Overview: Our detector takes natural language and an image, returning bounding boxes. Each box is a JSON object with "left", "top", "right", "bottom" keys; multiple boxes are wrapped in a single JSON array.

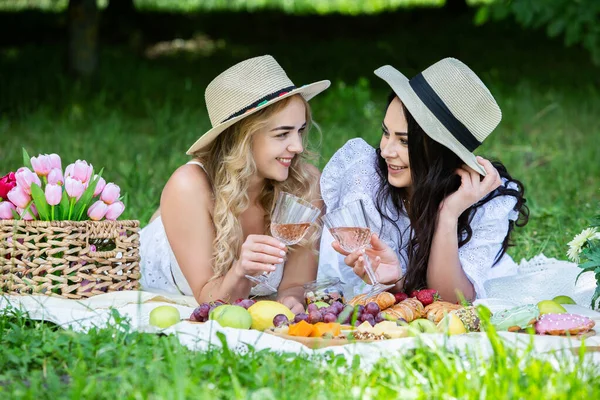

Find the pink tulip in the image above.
[
  {"left": 64, "top": 177, "right": 85, "bottom": 200},
  {"left": 48, "top": 154, "right": 61, "bottom": 170},
  {"left": 100, "top": 183, "right": 120, "bottom": 205},
  {"left": 45, "top": 184, "right": 62, "bottom": 206},
  {"left": 87, "top": 200, "right": 108, "bottom": 221},
  {"left": 65, "top": 160, "right": 93, "bottom": 184},
  {"left": 0, "top": 201, "right": 16, "bottom": 219},
  {"left": 30, "top": 154, "right": 53, "bottom": 177},
  {"left": 105, "top": 201, "right": 125, "bottom": 220},
  {"left": 47, "top": 168, "right": 64, "bottom": 185},
  {"left": 18, "top": 204, "right": 38, "bottom": 220},
  {"left": 15, "top": 167, "right": 41, "bottom": 195},
  {"left": 92, "top": 175, "right": 106, "bottom": 197},
  {"left": 7, "top": 186, "right": 31, "bottom": 209}
]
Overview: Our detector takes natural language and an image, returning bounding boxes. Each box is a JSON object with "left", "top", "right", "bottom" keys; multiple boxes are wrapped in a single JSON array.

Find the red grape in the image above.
[
  {"left": 294, "top": 313, "right": 309, "bottom": 323},
  {"left": 323, "top": 312, "right": 337, "bottom": 323},
  {"left": 365, "top": 302, "right": 380, "bottom": 316},
  {"left": 239, "top": 299, "right": 256, "bottom": 309},
  {"left": 375, "top": 312, "right": 384, "bottom": 323},
  {"left": 273, "top": 314, "right": 290, "bottom": 327},
  {"left": 363, "top": 314, "right": 375, "bottom": 326},
  {"left": 332, "top": 301, "right": 344, "bottom": 314},
  {"left": 193, "top": 303, "right": 210, "bottom": 320},
  {"left": 308, "top": 310, "right": 323, "bottom": 324},
  {"left": 307, "top": 303, "right": 319, "bottom": 313}
]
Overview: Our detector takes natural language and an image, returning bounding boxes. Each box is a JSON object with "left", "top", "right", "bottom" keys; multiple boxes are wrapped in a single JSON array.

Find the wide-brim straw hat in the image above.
[
  {"left": 374, "top": 58, "right": 501, "bottom": 176},
  {"left": 186, "top": 55, "right": 331, "bottom": 155}
]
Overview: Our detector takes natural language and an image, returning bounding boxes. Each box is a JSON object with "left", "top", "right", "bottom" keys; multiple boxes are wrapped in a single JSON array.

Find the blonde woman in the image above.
[{"left": 140, "top": 56, "right": 329, "bottom": 313}]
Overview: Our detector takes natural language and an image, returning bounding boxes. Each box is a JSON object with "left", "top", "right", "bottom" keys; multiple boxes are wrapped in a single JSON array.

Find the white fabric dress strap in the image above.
[{"left": 186, "top": 160, "right": 207, "bottom": 172}]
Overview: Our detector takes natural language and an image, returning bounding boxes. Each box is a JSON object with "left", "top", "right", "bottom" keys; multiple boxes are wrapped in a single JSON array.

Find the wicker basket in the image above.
[{"left": 0, "top": 220, "right": 140, "bottom": 299}]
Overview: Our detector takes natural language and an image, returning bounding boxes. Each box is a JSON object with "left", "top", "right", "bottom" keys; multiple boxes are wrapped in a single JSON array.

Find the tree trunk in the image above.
[{"left": 68, "top": 0, "right": 99, "bottom": 77}]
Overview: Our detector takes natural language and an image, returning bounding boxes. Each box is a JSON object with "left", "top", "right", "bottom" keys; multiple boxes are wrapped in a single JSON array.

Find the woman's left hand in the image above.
[
  {"left": 440, "top": 156, "right": 502, "bottom": 219},
  {"left": 279, "top": 295, "right": 305, "bottom": 314}
]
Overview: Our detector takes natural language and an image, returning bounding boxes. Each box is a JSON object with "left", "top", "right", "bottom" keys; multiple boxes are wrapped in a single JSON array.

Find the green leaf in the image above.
[
  {"left": 474, "top": 6, "right": 490, "bottom": 26},
  {"left": 22, "top": 148, "right": 33, "bottom": 170},
  {"left": 30, "top": 183, "right": 50, "bottom": 221},
  {"left": 72, "top": 168, "right": 104, "bottom": 221},
  {"left": 58, "top": 189, "right": 70, "bottom": 220}
]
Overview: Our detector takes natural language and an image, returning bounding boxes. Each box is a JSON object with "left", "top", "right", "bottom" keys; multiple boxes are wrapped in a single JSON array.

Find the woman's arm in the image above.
[
  {"left": 161, "top": 164, "right": 285, "bottom": 303},
  {"left": 277, "top": 165, "right": 323, "bottom": 313},
  {"left": 426, "top": 210, "right": 475, "bottom": 302},
  {"left": 427, "top": 157, "right": 502, "bottom": 302}
]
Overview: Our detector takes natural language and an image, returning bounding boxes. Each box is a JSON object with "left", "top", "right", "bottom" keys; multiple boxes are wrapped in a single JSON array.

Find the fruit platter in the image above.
[{"left": 150, "top": 286, "right": 598, "bottom": 350}]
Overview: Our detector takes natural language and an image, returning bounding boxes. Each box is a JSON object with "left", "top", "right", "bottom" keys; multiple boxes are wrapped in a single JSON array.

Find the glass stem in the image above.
[{"left": 361, "top": 249, "right": 379, "bottom": 285}]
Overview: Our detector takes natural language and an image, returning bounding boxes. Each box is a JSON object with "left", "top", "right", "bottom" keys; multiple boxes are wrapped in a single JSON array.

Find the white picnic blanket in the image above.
[{"left": 2, "top": 291, "right": 600, "bottom": 368}]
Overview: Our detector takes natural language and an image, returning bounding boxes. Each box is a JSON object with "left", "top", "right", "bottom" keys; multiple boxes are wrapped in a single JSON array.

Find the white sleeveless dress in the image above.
[
  {"left": 139, "top": 161, "right": 285, "bottom": 297},
  {"left": 318, "top": 139, "right": 596, "bottom": 307}
]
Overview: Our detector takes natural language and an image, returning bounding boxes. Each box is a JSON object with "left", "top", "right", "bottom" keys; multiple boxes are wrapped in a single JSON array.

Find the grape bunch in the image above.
[
  {"left": 189, "top": 298, "right": 256, "bottom": 322},
  {"left": 288, "top": 301, "right": 383, "bottom": 327}
]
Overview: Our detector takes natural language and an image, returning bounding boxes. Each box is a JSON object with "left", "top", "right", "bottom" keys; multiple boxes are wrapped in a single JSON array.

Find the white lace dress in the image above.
[
  {"left": 139, "top": 161, "right": 284, "bottom": 298},
  {"left": 318, "top": 139, "right": 596, "bottom": 306}
]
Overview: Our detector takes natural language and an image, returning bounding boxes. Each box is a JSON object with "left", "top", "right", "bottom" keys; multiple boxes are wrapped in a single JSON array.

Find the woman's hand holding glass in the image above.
[
  {"left": 235, "top": 234, "right": 287, "bottom": 279},
  {"left": 332, "top": 233, "right": 403, "bottom": 285}
]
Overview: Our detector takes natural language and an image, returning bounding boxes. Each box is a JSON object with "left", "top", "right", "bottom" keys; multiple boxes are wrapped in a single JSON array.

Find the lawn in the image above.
[{"left": 1, "top": 2, "right": 600, "bottom": 398}]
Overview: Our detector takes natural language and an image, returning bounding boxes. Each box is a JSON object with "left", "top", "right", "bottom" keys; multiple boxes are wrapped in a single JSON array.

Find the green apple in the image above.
[
  {"left": 552, "top": 295, "right": 576, "bottom": 305},
  {"left": 314, "top": 301, "right": 330, "bottom": 309},
  {"left": 209, "top": 305, "right": 253, "bottom": 329},
  {"left": 408, "top": 318, "right": 439, "bottom": 335},
  {"left": 537, "top": 300, "right": 567, "bottom": 315},
  {"left": 149, "top": 305, "right": 181, "bottom": 329}
]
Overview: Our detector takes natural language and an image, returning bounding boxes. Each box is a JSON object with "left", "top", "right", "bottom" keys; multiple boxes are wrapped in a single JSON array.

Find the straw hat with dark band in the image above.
[
  {"left": 186, "top": 55, "right": 330, "bottom": 155},
  {"left": 374, "top": 58, "right": 501, "bottom": 176}
]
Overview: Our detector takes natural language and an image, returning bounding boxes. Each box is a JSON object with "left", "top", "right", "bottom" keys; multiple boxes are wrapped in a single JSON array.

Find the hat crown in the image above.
[
  {"left": 420, "top": 58, "right": 501, "bottom": 142},
  {"left": 205, "top": 55, "right": 295, "bottom": 127}
]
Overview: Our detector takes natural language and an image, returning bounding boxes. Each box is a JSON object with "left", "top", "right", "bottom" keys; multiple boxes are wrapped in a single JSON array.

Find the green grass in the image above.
[
  {"left": 1, "top": 307, "right": 599, "bottom": 399},
  {"left": 1, "top": 6, "right": 600, "bottom": 398}
]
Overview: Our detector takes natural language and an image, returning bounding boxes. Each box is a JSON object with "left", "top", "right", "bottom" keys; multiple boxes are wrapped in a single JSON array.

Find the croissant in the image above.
[
  {"left": 382, "top": 298, "right": 424, "bottom": 323},
  {"left": 423, "top": 301, "right": 463, "bottom": 324},
  {"left": 347, "top": 291, "right": 396, "bottom": 310}
]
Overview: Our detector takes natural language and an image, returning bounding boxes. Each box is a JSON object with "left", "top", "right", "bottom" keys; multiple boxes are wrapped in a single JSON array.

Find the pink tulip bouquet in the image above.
[{"left": 0, "top": 150, "right": 125, "bottom": 222}]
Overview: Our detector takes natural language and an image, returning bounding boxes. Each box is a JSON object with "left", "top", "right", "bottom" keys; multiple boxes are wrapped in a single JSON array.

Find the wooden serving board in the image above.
[{"left": 264, "top": 330, "right": 375, "bottom": 349}]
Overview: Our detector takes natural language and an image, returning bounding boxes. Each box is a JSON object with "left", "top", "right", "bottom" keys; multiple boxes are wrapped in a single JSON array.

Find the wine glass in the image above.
[
  {"left": 322, "top": 199, "right": 395, "bottom": 297},
  {"left": 245, "top": 192, "right": 321, "bottom": 292}
]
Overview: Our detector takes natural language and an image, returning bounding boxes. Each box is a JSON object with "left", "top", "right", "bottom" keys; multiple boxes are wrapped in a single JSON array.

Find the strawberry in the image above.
[
  {"left": 415, "top": 289, "right": 440, "bottom": 306},
  {"left": 394, "top": 292, "right": 408, "bottom": 304},
  {"left": 409, "top": 290, "right": 420, "bottom": 298}
]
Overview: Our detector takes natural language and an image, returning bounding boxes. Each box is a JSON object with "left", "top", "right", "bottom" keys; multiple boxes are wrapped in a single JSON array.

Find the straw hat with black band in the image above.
[
  {"left": 186, "top": 55, "right": 331, "bottom": 155},
  {"left": 374, "top": 58, "right": 502, "bottom": 176}
]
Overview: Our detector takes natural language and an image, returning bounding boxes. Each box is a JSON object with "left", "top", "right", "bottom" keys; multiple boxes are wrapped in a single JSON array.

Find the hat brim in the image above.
[
  {"left": 186, "top": 80, "right": 331, "bottom": 155},
  {"left": 374, "top": 66, "right": 486, "bottom": 176}
]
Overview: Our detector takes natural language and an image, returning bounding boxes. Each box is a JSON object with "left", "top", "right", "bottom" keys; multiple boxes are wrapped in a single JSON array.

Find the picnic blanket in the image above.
[{"left": 2, "top": 291, "right": 600, "bottom": 368}]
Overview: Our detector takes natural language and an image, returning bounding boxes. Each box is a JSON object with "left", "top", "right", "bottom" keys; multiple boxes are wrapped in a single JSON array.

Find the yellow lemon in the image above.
[
  {"left": 437, "top": 313, "right": 467, "bottom": 335},
  {"left": 247, "top": 301, "right": 294, "bottom": 331}
]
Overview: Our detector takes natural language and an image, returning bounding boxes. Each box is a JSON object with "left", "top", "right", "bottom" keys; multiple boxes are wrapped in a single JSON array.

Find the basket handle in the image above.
[{"left": 86, "top": 227, "right": 125, "bottom": 258}]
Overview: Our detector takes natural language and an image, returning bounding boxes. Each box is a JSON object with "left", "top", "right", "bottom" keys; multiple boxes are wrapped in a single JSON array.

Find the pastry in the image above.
[
  {"left": 490, "top": 304, "right": 540, "bottom": 332},
  {"left": 383, "top": 298, "right": 424, "bottom": 323},
  {"left": 423, "top": 301, "right": 463, "bottom": 324},
  {"left": 451, "top": 306, "right": 481, "bottom": 332},
  {"left": 535, "top": 313, "right": 595, "bottom": 336},
  {"left": 348, "top": 291, "right": 396, "bottom": 310}
]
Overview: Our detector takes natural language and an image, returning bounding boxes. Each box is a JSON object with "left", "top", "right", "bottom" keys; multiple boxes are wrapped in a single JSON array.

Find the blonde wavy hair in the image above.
[{"left": 192, "top": 95, "right": 322, "bottom": 279}]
